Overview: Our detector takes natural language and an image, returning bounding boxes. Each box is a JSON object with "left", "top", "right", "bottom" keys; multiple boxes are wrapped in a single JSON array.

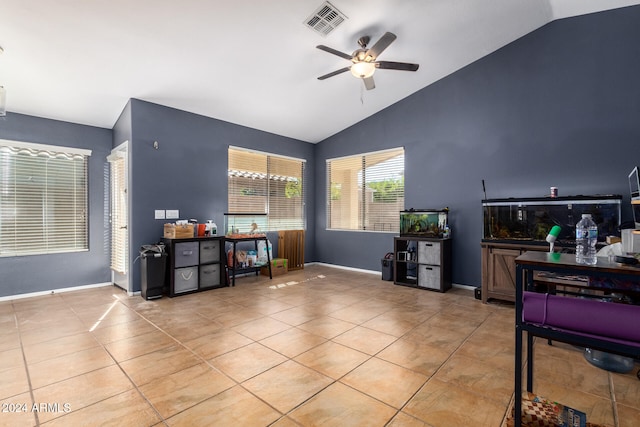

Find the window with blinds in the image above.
[
  {"left": 0, "top": 140, "right": 90, "bottom": 256},
  {"left": 327, "top": 147, "right": 404, "bottom": 232},
  {"left": 228, "top": 147, "right": 305, "bottom": 231}
]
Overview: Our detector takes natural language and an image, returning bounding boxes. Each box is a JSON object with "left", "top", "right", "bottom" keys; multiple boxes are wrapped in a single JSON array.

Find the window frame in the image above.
[
  {"left": 0, "top": 139, "right": 91, "bottom": 257},
  {"left": 227, "top": 146, "right": 306, "bottom": 232},
  {"left": 326, "top": 147, "right": 405, "bottom": 233}
]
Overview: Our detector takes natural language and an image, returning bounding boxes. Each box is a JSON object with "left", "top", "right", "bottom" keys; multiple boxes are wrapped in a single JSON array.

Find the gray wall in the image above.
[
  {"left": 0, "top": 113, "right": 113, "bottom": 297},
  {"left": 126, "top": 99, "right": 315, "bottom": 292},
  {"left": 314, "top": 6, "right": 640, "bottom": 286}
]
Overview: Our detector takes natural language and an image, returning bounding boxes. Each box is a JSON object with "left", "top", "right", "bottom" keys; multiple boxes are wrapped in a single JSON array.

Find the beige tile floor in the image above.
[{"left": 0, "top": 264, "right": 638, "bottom": 426}]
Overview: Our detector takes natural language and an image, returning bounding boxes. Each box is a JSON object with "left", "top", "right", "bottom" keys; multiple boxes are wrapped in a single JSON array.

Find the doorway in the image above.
[{"left": 108, "top": 141, "right": 130, "bottom": 293}]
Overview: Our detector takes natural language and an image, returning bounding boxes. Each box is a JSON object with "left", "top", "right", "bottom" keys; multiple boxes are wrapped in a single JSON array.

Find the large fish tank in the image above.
[
  {"left": 224, "top": 213, "right": 267, "bottom": 238},
  {"left": 482, "top": 195, "right": 621, "bottom": 245},
  {"left": 400, "top": 209, "right": 449, "bottom": 237}
]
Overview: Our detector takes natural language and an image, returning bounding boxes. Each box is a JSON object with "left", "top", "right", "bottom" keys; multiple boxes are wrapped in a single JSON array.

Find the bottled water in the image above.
[{"left": 575, "top": 214, "right": 598, "bottom": 265}]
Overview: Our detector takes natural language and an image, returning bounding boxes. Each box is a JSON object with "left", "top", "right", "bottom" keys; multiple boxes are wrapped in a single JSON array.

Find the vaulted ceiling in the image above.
[{"left": 1, "top": 0, "right": 639, "bottom": 143}]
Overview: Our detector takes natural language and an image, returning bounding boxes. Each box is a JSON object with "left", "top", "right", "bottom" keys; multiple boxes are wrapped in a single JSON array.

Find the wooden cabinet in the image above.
[
  {"left": 394, "top": 237, "right": 452, "bottom": 292},
  {"left": 481, "top": 242, "right": 547, "bottom": 303},
  {"left": 162, "top": 236, "right": 226, "bottom": 297}
]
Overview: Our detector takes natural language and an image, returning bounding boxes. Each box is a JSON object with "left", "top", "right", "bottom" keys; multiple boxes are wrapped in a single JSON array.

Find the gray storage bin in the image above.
[
  {"left": 200, "top": 240, "right": 220, "bottom": 264},
  {"left": 199, "top": 263, "right": 221, "bottom": 288},
  {"left": 174, "top": 266, "right": 198, "bottom": 293},
  {"left": 174, "top": 242, "right": 199, "bottom": 268},
  {"left": 418, "top": 265, "right": 440, "bottom": 290},
  {"left": 417, "top": 241, "right": 441, "bottom": 265}
]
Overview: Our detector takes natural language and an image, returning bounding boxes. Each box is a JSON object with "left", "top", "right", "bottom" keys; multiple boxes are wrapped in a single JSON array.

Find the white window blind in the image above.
[
  {"left": 0, "top": 140, "right": 90, "bottom": 256},
  {"left": 108, "top": 152, "right": 127, "bottom": 273},
  {"left": 228, "top": 147, "right": 305, "bottom": 231},
  {"left": 327, "top": 147, "right": 404, "bottom": 232}
]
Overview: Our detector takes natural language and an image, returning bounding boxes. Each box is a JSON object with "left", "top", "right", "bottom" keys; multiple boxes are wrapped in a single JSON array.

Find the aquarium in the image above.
[
  {"left": 400, "top": 209, "right": 449, "bottom": 237},
  {"left": 223, "top": 213, "right": 267, "bottom": 238},
  {"left": 482, "top": 195, "right": 621, "bottom": 245}
]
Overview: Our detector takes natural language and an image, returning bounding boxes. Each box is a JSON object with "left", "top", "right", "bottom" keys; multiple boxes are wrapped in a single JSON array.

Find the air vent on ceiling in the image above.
[{"left": 304, "top": 1, "right": 348, "bottom": 37}]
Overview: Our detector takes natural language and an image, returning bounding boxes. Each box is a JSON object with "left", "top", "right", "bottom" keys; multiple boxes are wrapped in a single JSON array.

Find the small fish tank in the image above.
[
  {"left": 400, "top": 208, "right": 449, "bottom": 237},
  {"left": 224, "top": 213, "right": 267, "bottom": 238},
  {"left": 482, "top": 195, "right": 621, "bottom": 245}
]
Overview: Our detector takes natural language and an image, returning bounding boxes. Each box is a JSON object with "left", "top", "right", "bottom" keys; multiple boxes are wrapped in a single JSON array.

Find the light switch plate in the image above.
[
  {"left": 154, "top": 210, "right": 165, "bottom": 220},
  {"left": 166, "top": 210, "right": 179, "bottom": 219}
]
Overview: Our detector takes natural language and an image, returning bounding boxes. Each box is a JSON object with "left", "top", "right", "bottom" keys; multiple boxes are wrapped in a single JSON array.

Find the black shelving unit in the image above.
[
  {"left": 225, "top": 236, "right": 272, "bottom": 286},
  {"left": 394, "top": 236, "right": 452, "bottom": 292},
  {"left": 162, "top": 236, "right": 226, "bottom": 297}
]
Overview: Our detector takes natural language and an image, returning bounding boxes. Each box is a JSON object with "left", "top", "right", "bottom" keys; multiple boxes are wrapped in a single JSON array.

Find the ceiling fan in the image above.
[{"left": 316, "top": 32, "right": 419, "bottom": 90}]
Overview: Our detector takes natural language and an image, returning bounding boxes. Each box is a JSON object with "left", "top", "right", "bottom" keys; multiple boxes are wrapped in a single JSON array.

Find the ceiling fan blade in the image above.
[
  {"left": 365, "top": 32, "right": 397, "bottom": 60},
  {"left": 316, "top": 45, "right": 353, "bottom": 60},
  {"left": 363, "top": 76, "right": 375, "bottom": 91},
  {"left": 317, "top": 67, "right": 351, "bottom": 80},
  {"left": 375, "top": 61, "right": 419, "bottom": 71}
]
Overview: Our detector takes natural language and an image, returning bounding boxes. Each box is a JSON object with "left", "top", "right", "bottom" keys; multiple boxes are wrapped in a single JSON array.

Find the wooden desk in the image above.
[{"left": 514, "top": 252, "right": 640, "bottom": 427}]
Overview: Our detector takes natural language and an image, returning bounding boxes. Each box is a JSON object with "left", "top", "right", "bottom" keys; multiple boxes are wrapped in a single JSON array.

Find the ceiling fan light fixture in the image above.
[{"left": 350, "top": 61, "right": 375, "bottom": 79}]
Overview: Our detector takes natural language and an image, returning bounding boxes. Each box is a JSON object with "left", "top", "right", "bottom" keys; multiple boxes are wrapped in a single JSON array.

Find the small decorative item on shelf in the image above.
[
  {"left": 163, "top": 223, "right": 195, "bottom": 239},
  {"left": 507, "top": 392, "right": 588, "bottom": 427}
]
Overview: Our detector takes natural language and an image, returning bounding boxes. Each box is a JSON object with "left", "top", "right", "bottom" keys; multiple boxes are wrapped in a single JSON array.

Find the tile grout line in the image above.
[
  {"left": 94, "top": 335, "right": 168, "bottom": 425},
  {"left": 12, "top": 300, "right": 41, "bottom": 427},
  {"left": 61, "top": 296, "right": 170, "bottom": 426},
  {"left": 118, "top": 298, "right": 244, "bottom": 423},
  {"left": 385, "top": 310, "right": 503, "bottom": 424},
  {"left": 608, "top": 371, "right": 619, "bottom": 427},
  {"left": 123, "top": 289, "right": 344, "bottom": 423}
]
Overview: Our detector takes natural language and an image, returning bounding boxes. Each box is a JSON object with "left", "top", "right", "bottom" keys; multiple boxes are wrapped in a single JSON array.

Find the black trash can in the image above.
[
  {"left": 140, "top": 244, "right": 167, "bottom": 300},
  {"left": 381, "top": 253, "right": 394, "bottom": 281}
]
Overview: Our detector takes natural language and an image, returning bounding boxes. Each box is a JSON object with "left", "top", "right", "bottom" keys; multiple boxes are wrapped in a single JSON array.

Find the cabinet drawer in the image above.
[
  {"left": 417, "top": 241, "right": 441, "bottom": 265},
  {"left": 199, "top": 264, "right": 221, "bottom": 288},
  {"left": 174, "top": 266, "right": 198, "bottom": 293},
  {"left": 174, "top": 242, "right": 199, "bottom": 267},
  {"left": 418, "top": 265, "right": 441, "bottom": 290},
  {"left": 200, "top": 240, "right": 220, "bottom": 264}
]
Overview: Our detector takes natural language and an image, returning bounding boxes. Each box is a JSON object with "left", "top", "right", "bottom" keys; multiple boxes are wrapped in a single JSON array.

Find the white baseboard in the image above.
[
  {"left": 452, "top": 283, "right": 479, "bottom": 291},
  {"left": 0, "top": 282, "right": 113, "bottom": 302},
  {"left": 310, "top": 262, "right": 380, "bottom": 275},
  {"left": 309, "top": 262, "right": 477, "bottom": 290},
  {"left": 0, "top": 265, "right": 480, "bottom": 302}
]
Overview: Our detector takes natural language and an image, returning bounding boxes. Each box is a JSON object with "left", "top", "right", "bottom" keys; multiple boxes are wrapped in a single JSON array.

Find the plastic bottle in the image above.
[
  {"left": 210, "top": 222, "right": 217, "bottom": 236},
  {"left": 584, "top": 348, "right": 634, "bottom": 373},
  {"left": 575, "top": 214, "right": 597, "bottom": 265}
]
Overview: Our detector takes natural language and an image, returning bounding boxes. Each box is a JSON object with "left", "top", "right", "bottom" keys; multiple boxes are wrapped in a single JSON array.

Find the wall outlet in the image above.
[
  {"left": 154, "top": 210, "right": 165, "bottom": 220},
  {"left": 166, "top": 210, "right": 179, "bottom": 219}
]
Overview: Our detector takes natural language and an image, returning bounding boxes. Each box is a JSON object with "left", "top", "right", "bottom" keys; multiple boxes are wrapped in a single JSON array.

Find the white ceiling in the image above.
[{"left": 1, "top": 0, "right": 639, "bottom": 143}]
